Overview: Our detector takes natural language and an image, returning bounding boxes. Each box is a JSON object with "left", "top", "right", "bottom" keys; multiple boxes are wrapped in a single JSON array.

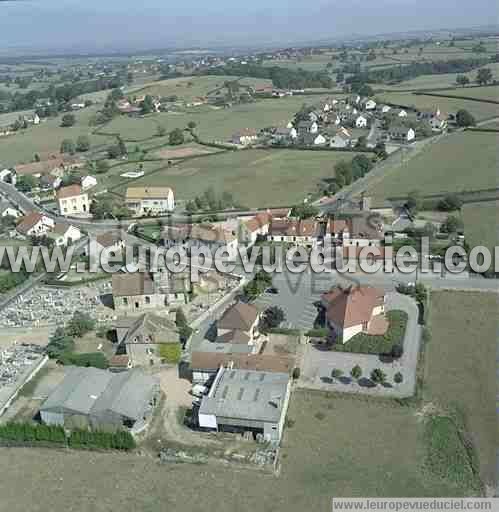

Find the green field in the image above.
[
  {"left": 381, "top": 64, "right": 499, "bottom": 91},
  {"left": 101, "top": 94, "right": 335, "bottom": 144},
  {"left": 368, "top": 131, "right": 498, "bottom": 201},
  {"left": 434, "top": 85, "right": 499, "bottom": 102},
  {"left": 0, "top": 106, "right": 114, "bottom": 166},
  {"left": 425, "top": 291, "right": 498, "bottom": 488},
  {"left": 130, "top": 75, "right": 273, "bottom": 103},
  {"left": 463, "top": 201, "right": 499, "bottom": 254},
  {"left": 113, "top": 148, "right": 351, "bottom": 207},
  {"left": 376, "top": 91, "right": 499, "bottom": 120}
]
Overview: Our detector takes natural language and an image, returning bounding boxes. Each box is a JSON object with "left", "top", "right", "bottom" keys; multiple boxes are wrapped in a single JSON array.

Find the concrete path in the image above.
[{"left": 298, "top": 292, "right": 421, "bottom": 398}]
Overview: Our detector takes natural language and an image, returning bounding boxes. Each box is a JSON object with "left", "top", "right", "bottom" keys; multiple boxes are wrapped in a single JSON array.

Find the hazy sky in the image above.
[{"left": 1, "top": 0, "right": 496, "bottom": 52}]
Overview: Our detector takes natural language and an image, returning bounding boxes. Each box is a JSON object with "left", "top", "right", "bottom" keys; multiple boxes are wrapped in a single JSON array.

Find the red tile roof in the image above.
[
  {"left": 322, "top": 286, "right": 385, "bottom": 329},
  {"left": 16, "top": 212, "right": 46, "bottom": 234},
  {"left": 56, "top": 184, "right": 83, "bottom": 200}
]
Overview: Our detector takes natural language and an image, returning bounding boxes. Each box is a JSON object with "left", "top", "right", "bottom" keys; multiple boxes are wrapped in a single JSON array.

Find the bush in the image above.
[
  {"left": 394, "top": 372, "right": 404, "bottom": 384},
  {"left": 65, "top": 311, "right": 96, "bottom": 338},
  {"left": 159, "top": 343, "right": 181, "bottom": 364},
  {"left": 58, "top": 352, "right": 109, "bottom": 369},
  {"left": 305, "top": 328, "right": 329, "bottom": 338},
  {"left": 332, "top": 311, "right": 408, "bottom": 355}
]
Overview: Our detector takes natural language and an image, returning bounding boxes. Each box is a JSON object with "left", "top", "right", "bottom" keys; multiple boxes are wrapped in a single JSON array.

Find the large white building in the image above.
[
  {"left": 56, "top": 184, "right": 90, "bottom": 216},
  {"left": 125, "top": 187, "right": 175, "bottom": 216}
]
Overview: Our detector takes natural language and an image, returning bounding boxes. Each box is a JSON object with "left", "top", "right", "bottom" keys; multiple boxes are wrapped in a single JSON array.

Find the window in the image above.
[
  {"left": 135, "top": 302, "right": 139, "bottom": 309},
  {"left": 145, "top": 296, "right": 151, "bottom": 305},
  {"left": 123, "top": 298, "right": 128, "bottom": 306}
]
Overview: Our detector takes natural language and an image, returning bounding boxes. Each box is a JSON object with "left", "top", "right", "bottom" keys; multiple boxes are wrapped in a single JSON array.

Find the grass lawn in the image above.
[
  {"left": 113, "top": 149, "right": 355, "bottom": 207},
  {"left": 376, "top": 91, "right": 499, "bottom": 120},
  {"left": 332, "top": 310, "right": 407, "bottom": 355},
  {"left": 368, "top": 131, "right": 499, "bottom": 201},
  {"left": 280, "top": 391, "right": 473, "bottom": 498},
  {"left": 434, "top": 85, "right": 499, "bottom": 103},
  {"left": 425, "top": 291, "right": 498, "bottom": 488},
  {"left": 0, "top": 106, "right": 114, "bottom": 166},
  {"left": 463, "top": 200, "right": 499, "bottom": 255}
]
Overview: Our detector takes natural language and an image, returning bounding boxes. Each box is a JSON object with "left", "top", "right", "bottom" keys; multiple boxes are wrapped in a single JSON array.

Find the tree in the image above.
[
  {"left": 261, "top": 306, "right": 286, "bottom": 332},
  {"left": 355, "top": 135, "right": 368, "bottom": 150},
  {"left": 95, "top": 160, "right": 110, "bottom": 174},
  {"left": 370, "top": 368, "right": 386, "bottom": 385},
  {"left": 331, "top": 369, "right": 343, "bottom": 380},
  {"left": 175, "top": 307, "right": 193, "bottom": 342},
  {"left": 438, "top": 193, "right": 463, "bottom": 211},
  {"left": 335, "top": 160, "right": 353, "bottom": 186},
  {"left": 476, "top": 68, "right": 493, "bottom": 85},
  {"left": 169, "top": 128, "right": 185, "bottom": 145},
  {"left": 60, "top": 138, "right": 75, "bottom": 155},
  {"left": 65, "top": 311, "right": 95, "bottom": 338},
  {"left": 456, "top": 75, "right": 470, "bottom": 87},
  {"left": 406, "top": 190, "right": 422, "bottom": 214},
  {"left": 455, "top": 109, "right": 476, "bottom": 127},
  {"left": 117, "top": 137, "right": 127, "bottom": 156},
  {"left": 16, "top": 175, "right": 37, "bottom": 192},
  {"left": 350, "top": 365, "right": 362, "bottom": 380},
  {"left": 156, "top": 125, "right": 166, "bottom": 137},
  {"left": 394, "top": 372, "right": 404, "bottom": 384},
  {"left": 187, "top": 121, "right": 197, "bottom": 130},
  {"left": 46, "top": 327, "right": 75, "bottom": 359},
  {"left": 290, "top": 203, "right": 319, "bottom": 220},
  {"left": 76, "top": 135, "right": 90, "bottom": 152},
  {"left": 60, "top": 113, "right": 75, "bottom": 127},
  {"left": 391, "top": 344, "right": 404, "bottom": 359},
  {"left": 351, "top": 154, "right": 373, "bottom": 179},
  {"left": 141, "top": 95, "right": 154, "bottom": 114},
  {"left": 441, "top": 215, "right": 463, "bottom": 234}
]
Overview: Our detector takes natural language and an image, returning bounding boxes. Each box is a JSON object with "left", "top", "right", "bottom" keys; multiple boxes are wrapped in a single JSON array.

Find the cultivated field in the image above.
[
  {"left": 425, "top": 291, "right": 498, "bottom": 489},
  {"left": 463, "top": 200, "right": 499, "bottom": 254},
  {"left": 0, "top": 106, "right": 114, "bottom": 166},
  {"left": 376, "top": 91, "right": 499, "bottom": 120},
  {"left": 0, "top": 390, "right": 474, "bottom": 512},
  {"left": 114, "top": 149, "right": 352, "bottom": 207},
  {"left": 368, "top": 131, "right": 499, "bottom": 201}
]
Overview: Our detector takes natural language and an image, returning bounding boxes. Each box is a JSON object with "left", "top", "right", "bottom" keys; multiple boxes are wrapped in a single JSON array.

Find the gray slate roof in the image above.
[
  {"left": 41, "top": 366, "right": 157, "bottom": 421},
  {"left": 199, "top": 368, "right": 289, "bottom": 423}
]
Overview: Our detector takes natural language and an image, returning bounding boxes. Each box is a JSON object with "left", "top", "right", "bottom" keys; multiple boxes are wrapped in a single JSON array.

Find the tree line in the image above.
[
  {"left": 0, "top": 422, "right": 135, "bottom": 451},
  {"left": 347, "top": 55, "right": 497, "bottom": 85},
  {"left": 200, "top": 64, "right": 334, "bottom": 90}
]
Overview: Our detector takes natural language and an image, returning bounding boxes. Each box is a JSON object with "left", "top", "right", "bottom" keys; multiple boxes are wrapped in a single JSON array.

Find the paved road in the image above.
[{"left": 299, "top": 292, "right": 421, "bottom": 398}]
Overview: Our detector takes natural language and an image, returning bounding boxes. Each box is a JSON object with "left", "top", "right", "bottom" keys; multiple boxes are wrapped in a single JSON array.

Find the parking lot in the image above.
[{"left": 254, "top": 269, "right": 337, "bottom": 331}]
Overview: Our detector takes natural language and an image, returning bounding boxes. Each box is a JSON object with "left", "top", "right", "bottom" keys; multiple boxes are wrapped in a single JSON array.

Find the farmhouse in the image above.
[
  {"left": 327, "top": 214, "right": 384, "bottom": 247},
  {"left": 231, "top": 128, "right": 258, "bottom": 146},
  {"left": 16, "top": 212, "right": 55, "bottom": 237},
  {"left": 362, "top": 99, "right": 377, "bottom": 111},
  {"left": 198, "top": 367, "right": 291, "bottom": 443},
  {"left": 112, "top": 270, "right": 190, "bottom": 315},
  {"left": 40, "top": 366, "right": 159, "bottom": 432},
  {"left": 56, "top": 184, "right": 90, "bottom": 216},
  {"left": 85, "top": 231, "right": 125, "bottom": 265},
  {"left": 81, "top": 175, "right": 98, "bottom": 190},
  {"left": 115, "top": 313, "right": 180, "bottom": 367},
  {"left": 125, "top": 186, "right": 175, "bottom": 216},
  {"left": 47, "top": 224, "right": 82, "bottom": 246},
  {"left": 330, "top": 128, "right": 352, "bottom": 148},
  {"left": 268, "top": 218, "right": 320, "bottom": 247},
  {"left": 296, "top": 120, "right": 318, "bottom": 135},
  {"left": 321, "top": 285, "right": 387, "bottom": 343},
  {"left": 240, "top": 212, "right": 271, "bottom": 247},
  {"left": 0, "top": 199, "right": 21, "bottom": 219},
  {"left": 217, "top": 302, "right": 261, "bottom": 347},
  {"left": 388, "top": 124, "right": 416, "bottom": 142},
  {"left": 188, "top": 224, "right": 239, "bottom": 261},
  {"left": 355, "top": 115, "right": 368, "bottom": 128}
]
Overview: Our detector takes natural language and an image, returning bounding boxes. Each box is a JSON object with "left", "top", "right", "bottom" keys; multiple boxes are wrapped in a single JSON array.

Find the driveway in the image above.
[{"left": 298, "top": 292, "right": 421, "bottom": 398}]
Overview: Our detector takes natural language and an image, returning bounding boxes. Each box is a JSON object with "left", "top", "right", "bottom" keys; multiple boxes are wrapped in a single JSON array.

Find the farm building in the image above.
[
  {"left": 198, "top": 367, "right": 291, "bottom": 443},
  {"left": 40, "top": 367, "right": 159, "bottom": 432}
]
